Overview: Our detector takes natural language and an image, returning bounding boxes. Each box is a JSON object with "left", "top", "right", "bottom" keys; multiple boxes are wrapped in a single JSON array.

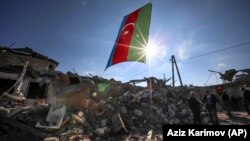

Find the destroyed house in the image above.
[
  {"left": 199, "top": 69, "right": 250, "bottom": 111},
  {"left": 0, "top": 46, "right": 58, "bottom": 72},
  {"left": 0, "top": 46, "right": 59, "bottom": 101}
]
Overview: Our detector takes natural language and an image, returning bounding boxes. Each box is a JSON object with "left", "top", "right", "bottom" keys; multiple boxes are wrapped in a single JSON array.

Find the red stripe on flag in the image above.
[{"left": 112, "top": 9, "right": 140, "bottom": 64}]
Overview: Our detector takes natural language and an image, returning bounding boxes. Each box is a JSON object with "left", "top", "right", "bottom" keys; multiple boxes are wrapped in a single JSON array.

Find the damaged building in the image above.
[
  {"left": 0, "top": 46, "right": 190, "bottom": 141},
  {"left": 0, "top": 46, "right": 250, "bottom": 141},
  {"left": 0, "top": 46, "right": 59, "bottom": 103},
  {"left": 201, "top": 69, "right": 250, "bottom": 110}
]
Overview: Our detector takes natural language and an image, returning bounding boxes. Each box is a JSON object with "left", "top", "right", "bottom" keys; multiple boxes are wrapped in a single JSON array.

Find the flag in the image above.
[
  {"left": 105, "top": 3, "right": 152, "bottom": 70},
  {"left": 216, "top": 85, "right": 224, "bottom": 96}
]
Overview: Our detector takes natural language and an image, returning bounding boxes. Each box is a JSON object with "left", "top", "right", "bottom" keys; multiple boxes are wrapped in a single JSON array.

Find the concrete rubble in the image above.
[
  {"left": 3, "top": 46, "right": 249, "bottom": 140},
  {"left": 0, "top": 69, "right": 215, "bottom": 141}
]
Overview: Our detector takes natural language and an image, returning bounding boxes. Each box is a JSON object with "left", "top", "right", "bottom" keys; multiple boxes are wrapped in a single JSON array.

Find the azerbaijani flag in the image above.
[{"left": 105, "top": 3, "right": 152, "bottom": 70}]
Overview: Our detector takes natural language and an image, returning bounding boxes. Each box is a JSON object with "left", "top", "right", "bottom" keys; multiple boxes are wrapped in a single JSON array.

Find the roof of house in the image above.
[{"left": 0, "top": 46, "right": 59, "bottom": 65}]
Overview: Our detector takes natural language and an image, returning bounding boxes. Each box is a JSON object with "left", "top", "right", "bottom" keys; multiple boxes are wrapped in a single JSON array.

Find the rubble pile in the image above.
[
  {"left": 0, "top": 90, "right": 212, "bottom": 141},
  {"left": 1, "top": 45, "right": 250, "bottom": 141},
  {"left": 0, "top": 71, "right": 212, "bottom": 141}
]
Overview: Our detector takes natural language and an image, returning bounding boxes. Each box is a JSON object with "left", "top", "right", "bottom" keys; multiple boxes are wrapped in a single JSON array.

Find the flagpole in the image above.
[{"left": 144, "top": 0, "right": 152, "bottom": 128}]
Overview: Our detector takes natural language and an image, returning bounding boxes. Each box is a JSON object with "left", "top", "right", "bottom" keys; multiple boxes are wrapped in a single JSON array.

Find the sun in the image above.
[
  {"left": 143, "top": 37, "right": 168, "bottom": 65},
  {"left": 145, "top": 42, "right": 158, "bottom": 60}
]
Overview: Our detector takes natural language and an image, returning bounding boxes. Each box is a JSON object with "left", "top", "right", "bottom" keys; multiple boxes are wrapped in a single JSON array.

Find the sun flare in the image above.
[{"left": 145, "top": 42, "right": 158, "bottom": 59}]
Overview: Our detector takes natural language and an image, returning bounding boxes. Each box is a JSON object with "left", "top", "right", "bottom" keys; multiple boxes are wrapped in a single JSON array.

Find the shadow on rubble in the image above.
[
  {"left": 217, "top": 112, "right": 250, "bottom": 125},
  {"left": 228, "top": 113, "right": 250, "bottom": 124}
]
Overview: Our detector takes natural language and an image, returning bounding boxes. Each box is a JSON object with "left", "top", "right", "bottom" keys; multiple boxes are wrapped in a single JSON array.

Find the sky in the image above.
[{"left": 1, "top": 0, "right": 250, "bottom": 86}]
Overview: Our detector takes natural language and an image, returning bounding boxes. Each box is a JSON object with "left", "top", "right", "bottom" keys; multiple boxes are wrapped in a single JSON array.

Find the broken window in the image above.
[
  {"left": 26, "top": 83, "right": 47, "bottom": 99},
  {"left": 0, "top": 79, "right": 16, "bottom": 94},
  {"left": 48, "top": 64, "right": 55, "bottom": 71}
]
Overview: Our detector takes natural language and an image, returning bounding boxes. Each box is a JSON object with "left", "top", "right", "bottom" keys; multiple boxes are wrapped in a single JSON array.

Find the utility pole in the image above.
[
  {"left": 171, "top": 55, "right": 183, "bottom": 87},
  {"left": 163, "top": 74, "right": 166, "bottom": 86},
  {"left": 172, "top": 57, "right": 175, "bottom": 87}
]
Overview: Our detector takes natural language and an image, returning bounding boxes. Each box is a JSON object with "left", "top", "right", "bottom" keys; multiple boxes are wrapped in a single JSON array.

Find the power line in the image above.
[
  {"left": 177, "top": 41, "right": 250, "bottom": 62},
  {"left": 127, "top": 41, "right": 250, "bottom": 79}
]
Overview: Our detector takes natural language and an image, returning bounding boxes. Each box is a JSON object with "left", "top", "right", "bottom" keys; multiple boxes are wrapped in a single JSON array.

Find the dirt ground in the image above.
[{"left": 217, "top": 111, "right": 250, "bottom": 125}]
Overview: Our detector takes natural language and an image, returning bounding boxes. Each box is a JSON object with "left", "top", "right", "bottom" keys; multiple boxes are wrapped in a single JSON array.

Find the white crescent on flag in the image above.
[{"left": 122, "top": 23, "right": 135, "bottom": 35}]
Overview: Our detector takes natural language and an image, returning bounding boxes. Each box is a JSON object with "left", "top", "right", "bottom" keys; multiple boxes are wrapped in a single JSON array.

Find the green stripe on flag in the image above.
[{"left": 127, "top": 3, "right": 152, "bottom": 62}]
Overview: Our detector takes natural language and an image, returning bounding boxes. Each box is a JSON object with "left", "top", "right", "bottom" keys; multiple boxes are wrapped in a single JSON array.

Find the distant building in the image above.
[{"left": 200, "top": 69, "right": 250, "bottom": 111}]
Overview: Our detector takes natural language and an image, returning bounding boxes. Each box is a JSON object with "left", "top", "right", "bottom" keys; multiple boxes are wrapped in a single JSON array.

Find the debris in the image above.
[
  {"left": 121, "top": 106, "right": 127, "bottom": 114},
  {"left": 71, "top": 113, "right": 90, "bottom": 127},
  {"left": 146, "top": 129, "right": 153, "bottom": 140},
  {"left": 77, "top": 111, "right": 84, "bottom": 117},
  {"left": 1, "top": 46, "right": 249, "bottom": 140},
  {"left": 3, "top": 92, "right": 25, "bottom": 102},
  {"left": 134, "top": 109, "right": 143, "bottom": 117},
  {"left": 7, "top": 106, "right": 28, "bottom": 117},
  {"left": 112, "top": 113, "right": 128, "bottom": 133},
  {"left": 1, "top": 115, "right": 50, "bottom": 139},
  {"left": 36, "top": 105, "right": 66, "bottom": 129},
  {"left": 0, "top": 106, "right": 9, "bottom": 116},
  {"left": 94, "top": 127, "right": 111, "bottom": 137},
  {"left": 43, "top": 137, "right": 59, "bottom": 141},
  {"left": 101, "top": 119, "right": 107, "bottom": 127}
]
